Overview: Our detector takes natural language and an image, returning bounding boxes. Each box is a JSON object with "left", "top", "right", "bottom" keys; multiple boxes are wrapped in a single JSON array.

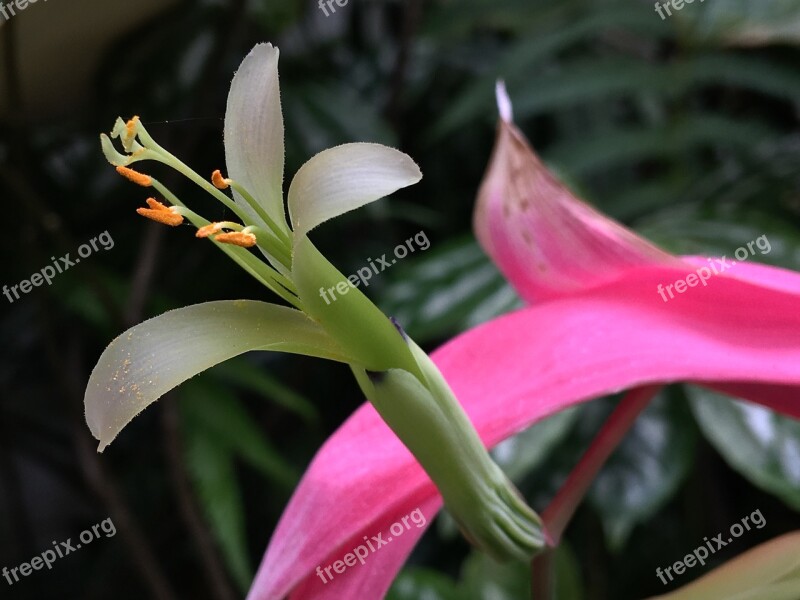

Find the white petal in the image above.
[
  {"left": 224, "top": 43, "right": 287, "bottom": 232},
  {"left": 84, "top": 301, "right": 350, "bottom": 451},
  {"left": 288, "top": 143, "right": 422, "bottom": 238}
]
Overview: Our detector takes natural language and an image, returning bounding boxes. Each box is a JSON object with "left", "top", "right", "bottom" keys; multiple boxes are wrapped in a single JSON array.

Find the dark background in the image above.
[{"left": 1, "top": 0, "right": 799, "bottom": 598}]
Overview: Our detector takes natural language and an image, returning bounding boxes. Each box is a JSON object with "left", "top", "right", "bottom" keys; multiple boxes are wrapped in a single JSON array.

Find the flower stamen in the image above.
[
  {"left": 116, "top": 166, "right": 152, "bottom": 187},
  {"left": 136, "top": 198, "right": 184, "bottom": 226},
  {"left": 215, "top": 231, "right": 257, "bottom": 248},
  {"left": 196, "top": 222, "right": 227, "bottom": 238},
  {"left": 211, "top": 169, "right": 230, "bottom": 190}
]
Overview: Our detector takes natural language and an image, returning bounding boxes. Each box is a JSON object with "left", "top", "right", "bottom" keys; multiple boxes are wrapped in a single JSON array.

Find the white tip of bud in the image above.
[{"left": 495, "top": 80, "right": 513, "bottom": 123}]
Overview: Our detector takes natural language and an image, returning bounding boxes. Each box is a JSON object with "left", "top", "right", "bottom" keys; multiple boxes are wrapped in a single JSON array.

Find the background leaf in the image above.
[
  {"left": 181, "top": 379, "right": 299, "bottom": 490},
  {"left": 688, "top": 386, "right": 800, "bottom": 511},
  {"left": 379, "top": 237, "right": 522, "bottom": 343},
  {"left": 673, "top": 0, "right": 800, "bottom": 47},
  {"left": 183, "top": 424, "right": 252, "bottom": 592}
]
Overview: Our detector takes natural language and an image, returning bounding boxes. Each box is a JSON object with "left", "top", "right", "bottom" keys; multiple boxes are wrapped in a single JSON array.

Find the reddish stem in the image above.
[{"left": 531, "top": 385, "right": 662, "bottom": 599}]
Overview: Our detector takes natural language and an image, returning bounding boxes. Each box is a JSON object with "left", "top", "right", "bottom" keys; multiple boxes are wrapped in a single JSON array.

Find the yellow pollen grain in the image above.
[
  {"left": 215, "top": 231, "right": 256, "bottom": 248},
  {"left": 211, "top": 169, "right": 230, "bottom": 190},
  {"left": 116, "top": 166, "right": 152, "bottom": 187}
]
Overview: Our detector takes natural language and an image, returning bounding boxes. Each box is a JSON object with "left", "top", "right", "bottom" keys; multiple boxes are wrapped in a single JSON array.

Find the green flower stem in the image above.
[
  {"left": 291, "top": 234, "right": 421, "bottom": 374},
  {"left": 245, "top": 226, "right": 292, "bottom": 271},
  {"left": 352, "top": 364, "right": 545, "bottom": 561},
  {"left": 530, "top": 551, "right": 554, "bottom": 600}
]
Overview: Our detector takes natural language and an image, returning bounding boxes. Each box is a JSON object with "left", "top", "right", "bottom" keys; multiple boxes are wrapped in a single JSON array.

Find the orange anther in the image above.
[
  {"left": 196, "top": 223, "right": 225, "bottom": 238},
  {"left": 136, "top": 198, "right": 183, "bottom": 227},
  {"left": 144, "top": 197, "right": 169, "bottom": 210},
  {"left": 211, "top": 169, "right": 230, "bottom": 190},
  {"left": 215, "top": 231, "right": 256, "bottom": 248},
  {"left": 116, "top": 166, "right": 152, "bottom": 187}
]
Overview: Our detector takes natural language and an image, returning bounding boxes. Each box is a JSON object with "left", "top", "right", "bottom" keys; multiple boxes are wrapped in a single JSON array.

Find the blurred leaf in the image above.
[
  {"left": 601, "top": 178, "right": 690, "bottom": 222},
  {"left": 552, "top": 543, "right": 585, "bottom": 600},
  {"left": 492, "top": 406, "right": 582, "bottom": 483},
  {"left": 249, "top": 0, "right": 304, "bottom": 32},
  {"left": 386, "top": 568, "right": 460, "bottom": 600},
  {"left": 548, "top": 114, "right": 777, "bottom": 177},
  {"left": 638, "top": 210, "right": 800, "bottom": 270},
  {"left": 459, "top": 551, "right": 529, "bottom": 599},
  {"left": 428, "top": 8, "right": 668, "bottom": 139},
  {"left": 60, "top": 269, "right": 130, "bottom": 333},
  {"left": 687, "top": 386, "right": 800, "bottom": 511},
  {"left": 671, "top": 54, "right": 800, "bottom": 103},
  {"left": 388, "top": 542, "right": 583, "bottom": 600},
  {"left": 181, "top": 379, "right": 299, "bottom": 490},
  {"left": 209, "top": 358, "right": 319, "bottom": 426},
  {"left": 674, "top": 0, "right": 800, "bottom": 47},
  {"left": 429, "top": 20, "right": 800, "bottom": 139},
  {"left": 284, "top": 82, "right": 395, "bottom": 158},
  {"left": 379, "top": 237, "right": 522, "bottom": 343},
  {"left": 458, "top": 542, "right": 584, "bottom": 600},
  {"left": 588, "top": 390, "right": 697, "bottom": 550},
  {"left": 514, "top": 55, "right": 800, "bottom": 120},
  {"left": 183, "top": 427, "right": 252, "bottom": 592},
  {"left": 422, "top": 0, "right": 571, "bottom": 39}
]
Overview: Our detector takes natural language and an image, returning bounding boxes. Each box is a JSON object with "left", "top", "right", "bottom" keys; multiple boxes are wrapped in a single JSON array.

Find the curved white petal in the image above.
[
  {"left": 288, "top": 143, "right": 422, "bottom": 238},
  {"left": 224, "top": 43, "right": 287, "bottom": 232},
  {"left": 84, "top": 301, "right": 351, "bottom": 451}
]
